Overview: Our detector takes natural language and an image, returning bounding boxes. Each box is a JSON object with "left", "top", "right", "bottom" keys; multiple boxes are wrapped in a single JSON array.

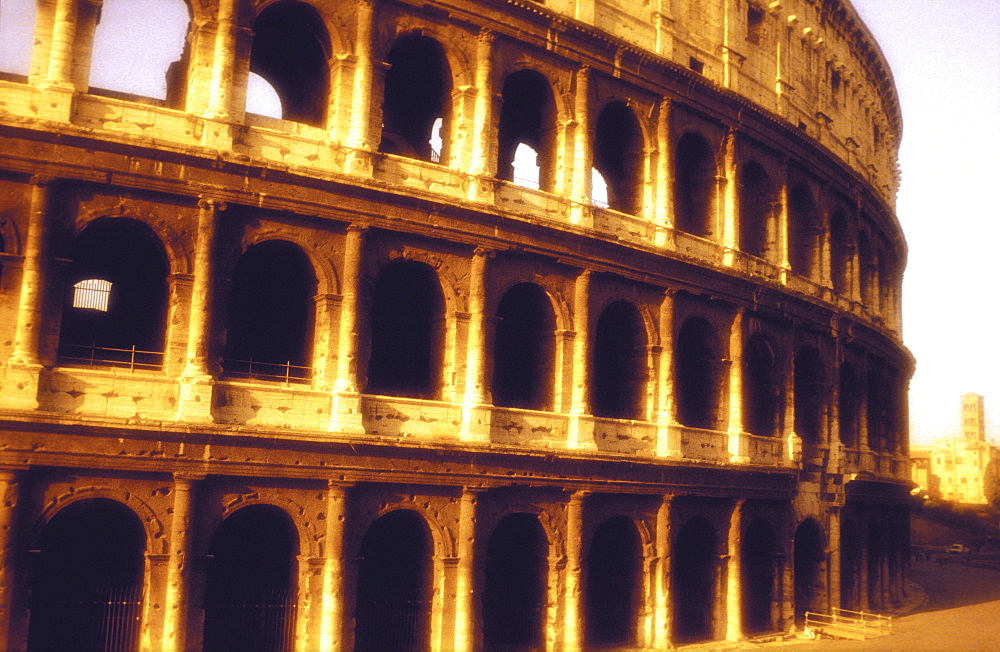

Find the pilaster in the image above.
[
  {"left": 0, "top": 469, "right": 23, "bottom": 649},
  {"left": 567, "top": 270, "right": 595, "bottom": 450},
  {"left": 727, "top": 308, "right": 749, "bottom": 463},
  {"left": 319, "top": 481, "right": 349, "bottom": 651},
  {"left": 725, "top": 499, "right": 744, "bottom": 641},
  {"left": 161, "top": 473, "right": 202, "bottom": 651},
  {"left": 461, "top": 248, "right": 492, "bottom": 442},
  {"left": 562, "top": 490, "right": 587, "bottom": 648},
  {"left": 655, "top": 291, "right": 681, "bottom": 457},
  {"left": 330, "top": 225, "right": 365, "bottom": 434}
]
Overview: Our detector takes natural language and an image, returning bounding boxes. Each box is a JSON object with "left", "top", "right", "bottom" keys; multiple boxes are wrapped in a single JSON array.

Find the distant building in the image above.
[{"left": 913, "top": 393, "right": 1000, "bottom": 504}]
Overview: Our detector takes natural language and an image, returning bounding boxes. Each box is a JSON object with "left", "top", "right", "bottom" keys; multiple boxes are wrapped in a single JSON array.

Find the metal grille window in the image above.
[{"left": 73, "top": 278, "right": 112, "bottom": 311}]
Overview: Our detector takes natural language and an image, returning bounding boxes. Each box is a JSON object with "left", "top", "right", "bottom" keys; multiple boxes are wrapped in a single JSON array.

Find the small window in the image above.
[
  {"left": 73, "top": 279, "right": 112, "bottom": 312},
  {"left": 688, "top": 57, "right": 704, "bottom": 74},
  {"left": 747, "top": 5, "right": 765, "bottom": 44}
]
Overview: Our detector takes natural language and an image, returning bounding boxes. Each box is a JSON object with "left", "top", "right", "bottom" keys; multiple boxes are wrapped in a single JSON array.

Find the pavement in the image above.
[{"left": 682, "top": 556, "right": 1000, "bottom": 651}]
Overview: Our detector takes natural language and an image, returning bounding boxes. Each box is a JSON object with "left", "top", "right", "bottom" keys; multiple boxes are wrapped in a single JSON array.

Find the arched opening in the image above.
[
  {"left": 593, "top": 102, "right": 643, "bottom": 214},
  {"left": 0, "top": 0, "right": 36, "bottom": 77},
  {"left": 789, "top": 182, "right": 821, "bottom": 280},
  {"left": 744, "top": 334, "right": 779, "bottom": 437},
  {"left": 794, "top": 348, "right": 825, "bottom": 460},
  {"left": 739, "top": 161, "right": 776, "bottom": 259},
  {"left": 483, "top": 513, "right": 548, "bottom": 651},
  {"left": 492, "top": 283, "right": 556, "bottom": 410},
  {"left": 247, "top": 72, "right": 284, "bottom": 119},
  {"left": 839, "top": 362, "right": 861, "bottom": 449},
  {"left": 742, "top": 517, "right": 777, "bottom": 635},
  {"left": 858, "top": 230, "right": 877, "bottom": 308},
  {"left": 830, "top": 210, "right": 852, "bottom": 295},
  {"left": 203, "top": 505, "right": 298, "bottom": 651},
  {"left": 224, "top": 240, "right": 317, "bottom": 383},
  {"left": 793, "top": 518, "right": 825, "bottom": 624},
  {"left": 249, "top": 0, "right": 331, "bottom": 126},
  {"left": 675, "top": 317, "right": 721, "bottom": 430},
  {"left": 866, "top": 519, "right": 886, "bottom": 610},
  {"left": 379, "top": 34, "right": 452, "bottom": 162},
  {"left": 58, "top": 217, "right": 169, "bottom": 369},
  {"left": 591, "top": 301, "right": 647, "bottom": 420},
  {"left": 28, "top": 498, "right": 146, "bottom": 651},
  {"left": 584, "top": 516, "right": 642, "bottom": 648},
  {"left": 366, "top": 260, "right": 445, "bottom": 399},
  {"left": 88, "top": 0, "right": 190, "bottom": 103},
  {"left": 674, "top": 132, "right": 715, "bottom": 238},
  {"left": 866, "top": 356, "right": 888, "bottom": 452},
  {"left": 355, "top": 510, "right": 433, "bottom": 651},
  {"left": 672, "top": 516, "right": 717, "bottom": 643},
  {"left": 498, "top": 70, "right": 556, "bottom": 191}
]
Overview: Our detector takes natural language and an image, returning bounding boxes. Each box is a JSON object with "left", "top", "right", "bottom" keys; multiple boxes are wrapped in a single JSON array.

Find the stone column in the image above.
[
  {"left": 161, "top": 473, "right": 201, "bottom": 651},
  {"left": 452, "top": 488, "right": 480, "bottom": 652},
  {"left": 330, "top": 226, "right": 366, "bottom": 434},
  {"left": 461, "top": 249, "right": 492, "bottom": 441},
  {"left": 727, "top": 308, "right": 748, "bottom": 463},
  {"left": 653, "top": 98, "right": 675, "bottom": 248},
  {"left": 656, "top": 291, "right": 681, "bottom": 457},
  {"left": 725, "top": 499, "right": 744, "bottom": 641},
  {"left": 467, "top": 30, "right": 495, "bottom": 203},
  {"left": 567, "top": 270, "right": 594, "bottom": 450},
  {"left": 651, "top": 494, "right": 674, "bottom": 648},
  {"left": 721, "top": 128, "right": 739, "bottom": 266},
  {"left": 784, "top": 355, "right": 800, "bottom": 466},
  {"left": 827, "top": 507, "right": 842, "bottom": 612},
  {"left": 177, "top": 198, "right": 224, "bottom": 422},
  {"left": 569, "top": 66, "right": 592, "bottom": 226},
  {"left": 1, "top": 177, "right": 56, "bottom": 411},
  {"left": 205, "top": 0, "right": 238, "bottom": 120},
  {"left": 319, "top": 481, "right": 348, "bottom": 651},
  {"left": 0, "top": 469, "right": 22, "bottom": 647},
  {"left": 42, "top": 0, "right": 79, "bottom": 90},
  {"left": 776, "top": 160, "right": 791, "bottom": 284},
  {"left": 562, "top": 490, "right": 587, "bottom": 649},
  {"left": 346, "top": 0, "right": 375, "bottom": 173}
]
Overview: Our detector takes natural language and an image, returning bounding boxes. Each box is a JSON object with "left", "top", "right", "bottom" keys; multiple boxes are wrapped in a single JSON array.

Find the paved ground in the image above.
[{"left": 760, "top": 557, "right": 1000, "bottom": 650}]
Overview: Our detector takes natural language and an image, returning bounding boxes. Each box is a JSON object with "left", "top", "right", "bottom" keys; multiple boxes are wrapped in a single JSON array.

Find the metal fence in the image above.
[
  {"left": 203, "top": 590, "right": 296, "bottom": 651},
  {"left": 58, "top": 343, "right": 164, "bottom": 371},
  {"left": 29, "top": 584, "right": 142, "bottom": 651}
]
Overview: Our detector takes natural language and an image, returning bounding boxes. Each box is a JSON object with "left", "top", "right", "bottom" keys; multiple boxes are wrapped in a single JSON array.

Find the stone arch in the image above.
[
  {"left": 491, "top": 281, "right": 558, "bottom": 410},
  {"left": 74, "top": 201, "right": 188, "bottom": 276},
  {"left": 591, "top": 299, "right": 648, "bottom": 420},
  {"left": 584, "top": 514, "right": 643, "bottom": 648},
  {"left": 739, "top": 160, "right": 777, "bottom": 259},
  {"left": 793, "top": 516, "right": 826, "bottom": 623},
  {"left": 672, "top": 515, "right": 719, "bottom": 644},
  {"left": 742, "top": 516, "right": 778, "bottom": 634},
  {"left": 236, "top": 228, "right": 339, "bottom": 296},
  {"left": 675, "top": 316, "right": 723, "bottom": 429},
  {"left": 838, "top": 360, "right": 862, "bottom": 449},
  {"left": 788, "top": 181, "right": 822, "bottom": 280},
  {"left": 497, "top": 67, "right": 560, "bottom": 191},
  {"left": 593, "top": 101, "right": 646, "bottom": 214},
  {"left": 33, "top": 485, "right": 166, "bottom": 554},
  {"left": 744, "top": 333, "right": 780, "bottom": 437},
  {"left": 829, "top": 207, "right": 853, "bottom": 295},
  {"left": 674, "top": 130, "right": 717, "bottom": 238},
  {"left": 794, "top": 346, "right": 826, "bottom": 458},
  {"left": 217, "top": 492, "right": 322, "bottom": 559}
]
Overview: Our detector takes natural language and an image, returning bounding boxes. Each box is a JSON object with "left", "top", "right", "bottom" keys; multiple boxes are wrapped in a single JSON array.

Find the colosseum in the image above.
[{"left": 0, "top": 0, "right": 913, "bottom": 649}]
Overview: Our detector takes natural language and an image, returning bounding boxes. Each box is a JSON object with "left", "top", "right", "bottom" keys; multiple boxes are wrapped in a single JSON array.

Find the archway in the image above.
[
  {"left": 28, "top": 498, "right": 146, "bottom": 651},
  {"left": 672, "top": 516, "right": 717, "bottom": 643},
  {"left": 675, "top": 318, "right": 720, "bottom": 429},
  {"left": 498, "top": 70, "right": 556, "bottom": 191},
  {"left": 492, "top": 283, "right": 556, "bottom": 410},
  {"left": 591, "top": 301, "right": 647, "bottom": 420},
  {"left": 742, "top": 518, "right": 778, "bottom": 635},
  {"left": 674, "top": 132, "right": 715, "bottom": 237},
  {"left": 739, "top": 161, "right": 776, "bottom": 259},
  {"left": 744, "top": 334, "right": 779, "bottom": 438},
  {"left": 354, "top": 510, "right": 433, "bottom": 651},
  {"left": 593, "top": 102, "right": 643, "bottom": 214},
  {"left": 203, "top": 505, "right": 298, "bottom": 651},
  {"left": 585, "top": 516, "right": 642, "bottom": 647},
  {"left": 482, "top": 513, "right": 548, "bottom": 651},
  {"left": 794, "top": 348, "right": 825, "bottom": 461},
  {"left": 793, "top": 518, "right": 825, "bottom": 623}
]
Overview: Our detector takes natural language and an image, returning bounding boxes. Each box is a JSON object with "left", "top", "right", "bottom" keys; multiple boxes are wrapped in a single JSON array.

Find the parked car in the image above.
[{"left": 947, "top": 543, "right": 970, "bottom": 554}]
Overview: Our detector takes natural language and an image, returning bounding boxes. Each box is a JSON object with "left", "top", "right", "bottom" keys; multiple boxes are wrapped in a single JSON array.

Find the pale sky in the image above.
[{"left": 1, "top": 0, "right": 998, "bottom": 445}]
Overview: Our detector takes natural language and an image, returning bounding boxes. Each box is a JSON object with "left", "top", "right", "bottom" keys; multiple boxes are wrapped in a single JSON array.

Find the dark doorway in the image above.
[
  {"left": 366, "top": 260, "right": 445, "bottom": 399},
  {"left": 839, "top": 512, "right": 862, "bottom": 611},
  {"left": 675, "top": 318, "right": 720, "bottom": 429},
  {"left": 482, "top": 513, "right": 548, "bottom": 651},
  {"left": 223, "top": 240, "right": 317, "bottom": 382},
  {"left": 591, "top": 301, "right": 647, "bottom": 420},
  {"left": 742, "top": 518, "right": 777, "bottom": 635},
  {"left": 355, "top": 510, "right": 432, "bottom": 651},
  {"left": 28, "top": 498, "right": 146, "bottom": 652},
  {"left": 739, "top": 161, "right": 775, "bottom": 259},
  {"left": 674, "top": 132, "right": 715, "bottom": 237},
  {"left": 794, "top": 347, "right": 825, "bottom": 460},
  {"left": 492, "top": 283, "right": 555, "bottom": 410},
  {"left": 672, "top": 516, "right": 717, "bottom": 643},
  {"left": 203, "top": 505, "right": 298, "bottom": 651},
  {"left": 793, "top": 518, "right": 825, "bottom": 624},
  {"left": 743, "top": 335, "right": 779, "bottom": 438},
  {"left": 585, "top": 516, "right": 642, "bottom": 648}
]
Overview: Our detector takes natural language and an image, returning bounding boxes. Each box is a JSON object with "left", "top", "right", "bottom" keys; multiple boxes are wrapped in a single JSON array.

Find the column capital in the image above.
[{"left": 197, "top": 197, "right": 228, "bottom": 211}]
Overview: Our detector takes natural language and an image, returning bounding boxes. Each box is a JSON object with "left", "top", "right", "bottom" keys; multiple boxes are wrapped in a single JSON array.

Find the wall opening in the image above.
[
  {"left": 88, "top": 0, "right": 189, "bottom": 103},
  {"left": 354, "top": 510, "right": 432, "bottom": 651},
  {"left": 498, "top": 70, "right": 556, "bottom": 191},
  {"left": 675, "top": 317, "right": 720, "bottom": 429},
  {"left": 58, "top": 217, "right": 169, "bottom": 369},
  {"left": 483, "top": 513, "right": 548, "bottom": 651},
  {"left": 223, "top": 240, "right": 316, "bottom": 383},
  {"left": 788, "top": 182, "right": 821, "bottom": 280},
  {"left": 591, "top": 300, "right": 647, "bottom": 420},
  {"left": 203, "top": 505, "right": 298, "bottom": 651},
  {"left": 739, "top": 161, "right": 775, "bottom": 260},
  {"left": 28, "top": 498, "right": 145, "bottom": 651},
  {"left": 840, "top": 511, "right": 862, "bottom": 611},
  {"left": 249, "top": 0, "right": 331, "bottom": 126},
  {"left": 793, "top": 518, "right": 825, "bottom": 624},
  {"left": 866, "top": 356, "right": 888, "bottom": 452},
  {"left": 867, "top": 519, "right": 886, "bottom": 610},
  {"left": 492, "top": 283, "right": 556, "bottom": 410},
  {"left": 674, "top": 132, "right": 715, "bottom": 237},
  {"left": 593, "top": 102, "right": 643, "bottom": 214},
  {"left": 794, "top": 347, "right": 825, "bottom": 459},
  {"left": 379, "top": 34, "right": 452, "bottom": 162},
  {"left": 838, "top": 361, "right": 861, "bottom": 448},
  {"left": 366, "top": 259, "right": 445, "bottom": 399},
  {"left": 830, "top": 210, "right": 851, "bottom": 295},
  {"left": 584, "top": 516, "right": 642, "bottom": 647},
  {"left": 742, "top": 517, "right": 777, "bottom": 635},
  {"left": 744, "top": 334, "right": 779, "bottom": 437},
  {"left": 672, "top": 516, "right": 717, "bottom": 643}
]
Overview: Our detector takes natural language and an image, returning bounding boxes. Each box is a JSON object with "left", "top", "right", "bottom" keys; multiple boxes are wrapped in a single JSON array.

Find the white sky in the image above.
[{"left": 2, "top": 0, "right": 997, "bottom": 445}]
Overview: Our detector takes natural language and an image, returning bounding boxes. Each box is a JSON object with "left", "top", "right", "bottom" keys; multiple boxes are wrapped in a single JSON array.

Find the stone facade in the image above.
[{"left": 0, "top": 0, "right": 912, "bottom": 649}]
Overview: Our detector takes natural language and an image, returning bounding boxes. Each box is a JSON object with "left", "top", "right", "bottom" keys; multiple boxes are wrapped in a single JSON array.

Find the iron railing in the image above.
[
  {"left": 222, "top": 358, "right": 311, "bottom": 384},
  {"left": 58, "top": 342, "right": 164, "bottom": 371}
]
